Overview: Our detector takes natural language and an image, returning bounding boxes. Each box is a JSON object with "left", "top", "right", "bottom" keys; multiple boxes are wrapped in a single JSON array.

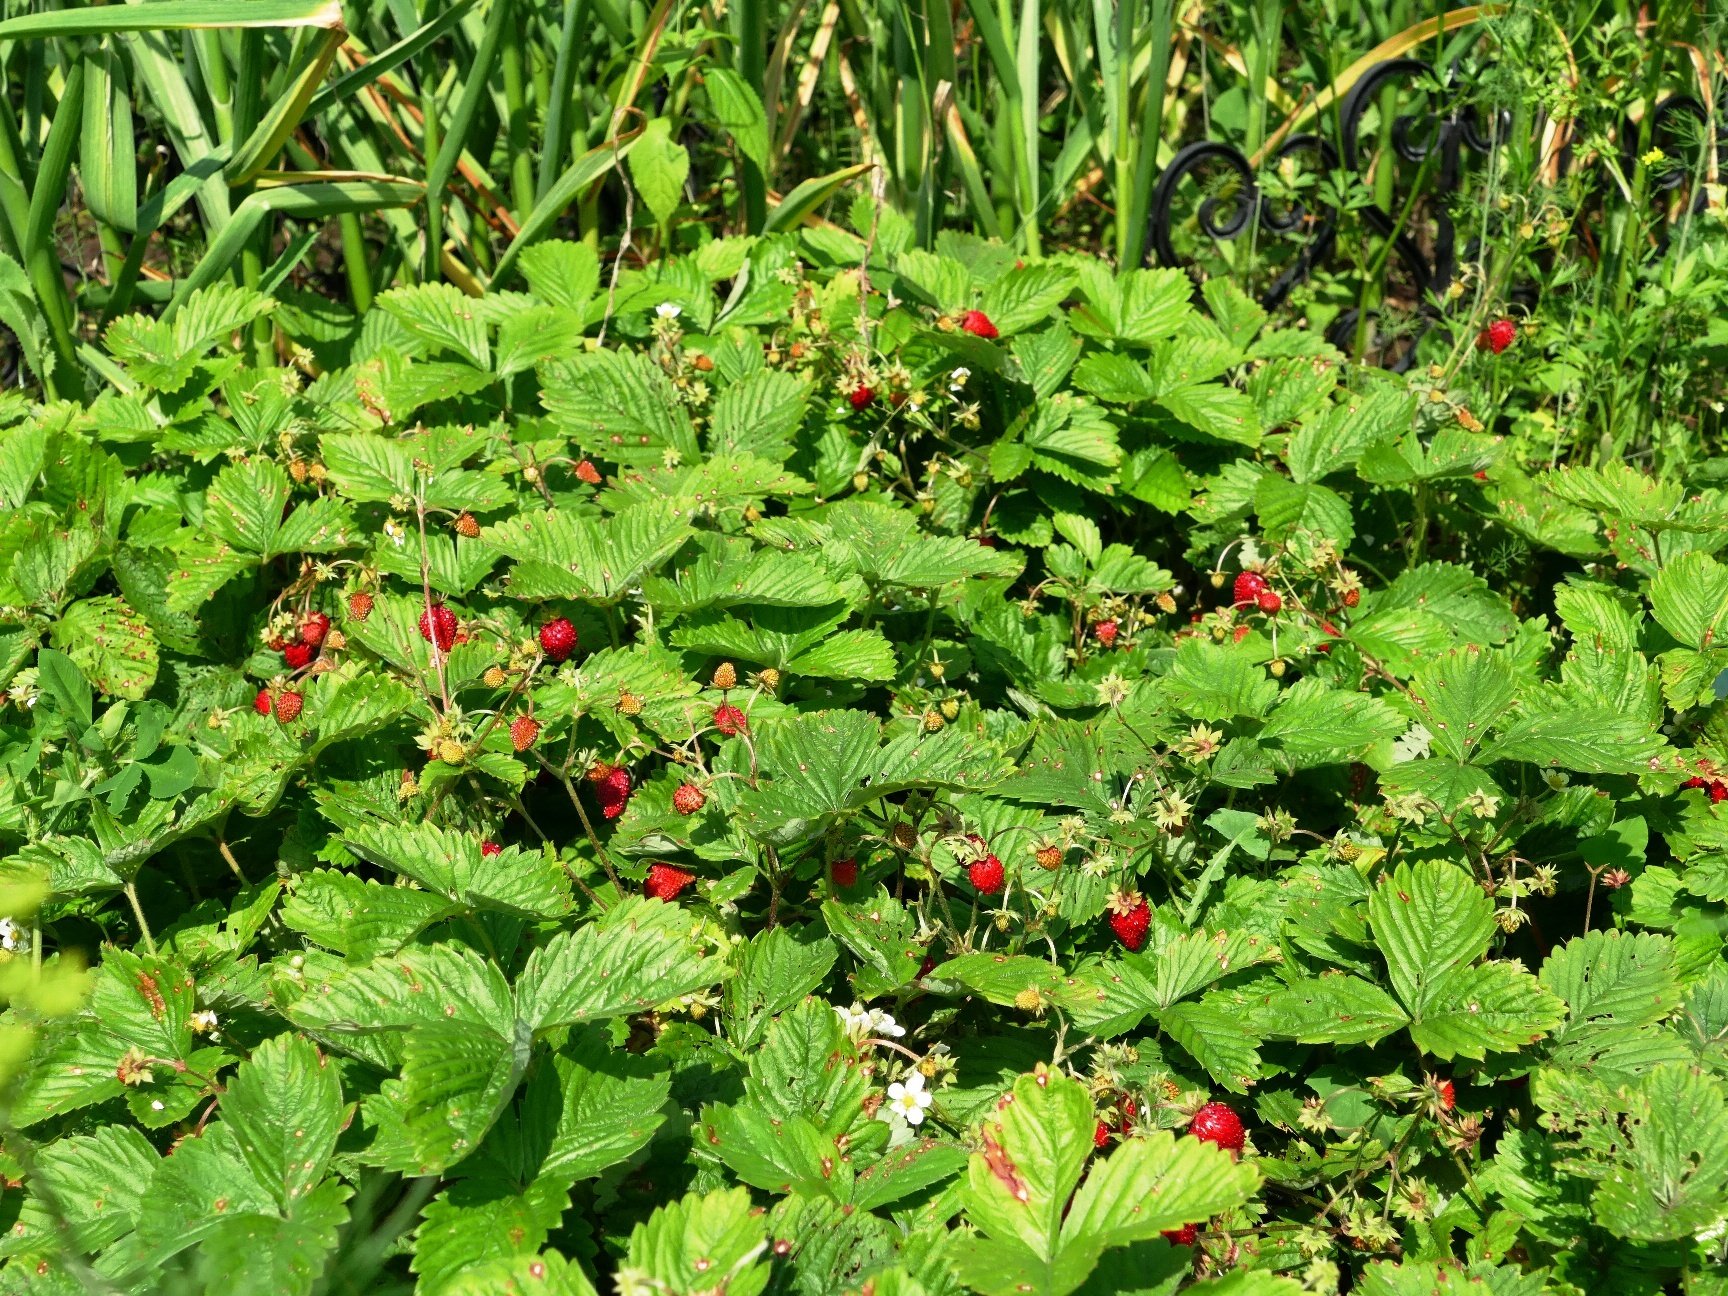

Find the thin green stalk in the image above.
[
  {"left": 499, "top": 16, "right": 536, "bottom": 220},
  {"left": 18, "top": 63, "right": 85, "bottom": 399},
  {"left": 536, "top": 0, "right": 588, "bottom": 203},
  {"left": 424, "top": 0, "right": 511, "bottom": 282},
  {"left": 730, "top": 0, "right": 768, "bottom": 231},
  {"left": 339, "top": 213, "right": 375, "bottom": 313}
]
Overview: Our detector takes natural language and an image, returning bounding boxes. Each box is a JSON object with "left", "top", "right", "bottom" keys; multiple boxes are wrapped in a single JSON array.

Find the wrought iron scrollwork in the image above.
[{"left": 1146, "top": 55, "right": 1721, "bottom": 370}]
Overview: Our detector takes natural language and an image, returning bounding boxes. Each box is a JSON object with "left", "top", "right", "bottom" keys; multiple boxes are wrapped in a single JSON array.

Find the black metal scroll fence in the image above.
[{"left": 1144, "top": 56, "right": 1723, "bottom": 370}]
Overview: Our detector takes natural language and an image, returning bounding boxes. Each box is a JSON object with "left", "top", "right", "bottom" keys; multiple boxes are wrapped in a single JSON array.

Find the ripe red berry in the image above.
[
  {"left": 1161, "top": 1224, "right": 1198, "bottom": 1246},
  {"left": 1119, "top": 1096, "right": 1138, "bottom": 1131},
  {"left": 672, "top": 782, "right": 706, "bottom": 815},
  {"left": 253, "top": 688, "right": 273, "bottom": 716},
  {"left": 1478, "top": 318, "right": 1516, "bottom": 354},
  {"left": 1189, "top": 1101, "right": 1245, "bottom": 1153},
  {"left": 575, "top": 459, "right": 602, "bottom": 485},
  {"left": 969, "top": 853, "right": 1005, "bottom": 895},
  {"left": 1685, "top": 776, "right": 1708, "bottom": 789},
  {"left": 418, "top": 603, "right": 458, "bottom": 651},
  {"left": 595, "top": 764, "right": 631, "bottom": 819},
  {"left": 848, "top": 384, "right": 875, "bottom": 410},
  {"left": 1711, "top": 782, "right": 1727, "bottom": 804},
  {"left": 347, "top": 591, "right": 373, "bottom": 621},
  {"left": 713, "top": 703, "right": 748, "bottom": 736},
  {"left": 1342, "top": 587, "right": 1360, "bottom": 608},
  {"left": 283, "top": 641, "right": 314, "bottom": 669},
  {"left": 454, "top": 512, "right": 481, "bottom": 538},
  {"left": 539, "top": 616, "right": 577, "bottom": 663},
  {"left": 300, "top": 612, "right": 330, "bottom": 648},
  {"left": 645, "top": 862, "right": 696, "bottom": 901},
  {"left": 1438, "top": 1079, "right": 1456, "bottom": 1111},
  {"left": 1094, "top": 1120, "right": 1110, "bottom": 1149},
  {"left": 510, "top": 715, "right": 540, "bottom": 752},
  {"left": 959, "top": 309, "right": 999, "bottom": 340},
  {"left": 274, "top": 690, "right": 304, "bottom": 724},
  {"left": 977, "top": 534, "right": 997, "bottom": 548},
  {"left": 480, "top": 840, "right": 502, "bottom": 857},
  {"left": 1107, "top": 894, "right": 1151, "bottom": 951},
  {"left": 831, "top": 858, "right": 858, "bottom": 888},
  {"left": 1255, "top": 588, "right": 1282, "bottom": 614},
  {"left": 1094, "top": 619, "right": 1119, "bottom": 648},
  {"left": 1232, "top": 571, "right": 1267, "bottom": 608}
]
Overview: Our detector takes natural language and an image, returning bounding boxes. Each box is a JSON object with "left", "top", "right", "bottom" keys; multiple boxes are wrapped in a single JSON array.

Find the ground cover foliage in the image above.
[
  {"left": 0, "top": 216, "right": 1726, "bottom": 1294},
  {"left": 2, "top": 0, "right": 1728, "bottom": 1290}
]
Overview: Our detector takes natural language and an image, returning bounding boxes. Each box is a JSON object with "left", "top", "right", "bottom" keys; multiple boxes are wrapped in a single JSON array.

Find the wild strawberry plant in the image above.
[{"left": 0, "top": 223, "right": 1724, "bottom": 1295}]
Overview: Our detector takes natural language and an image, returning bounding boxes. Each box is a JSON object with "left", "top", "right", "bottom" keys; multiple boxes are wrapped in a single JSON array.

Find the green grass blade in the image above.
[
  {"left": 763, "top": 160, "right": 872, "bottom": 233},
  {"left": 306, "top": 0, "right": 477, "bottom": 118},
  {"left": 226, "top": 27, "right": 345, "bottom": 185},
  {"left": 165, "top": 179, "right": 423, "bottom": 316},
  {"left": 23, "top": 62, "right": 84, "bottom": 271},
  {"left": 0, "top": 0, "right": 342, "bottom": 39},
  {"left": 536, "top": 0, "right": 589, "bottom": 203},
  {"left": 491, "top": 132, "right": 640, "bottom": 286},
  {"left": 80, "top": 43, "right": 138, "bottom": 233},
  {"left": 424, "top": 0, "right": 512, "bottom": 280}
]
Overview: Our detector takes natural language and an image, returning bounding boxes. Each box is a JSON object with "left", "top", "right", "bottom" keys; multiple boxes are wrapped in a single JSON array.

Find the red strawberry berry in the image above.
[
  {"left": 1094, "top": 619, "right": 1119, "bottom": 648},
  {"left": 1232, "top": 571, "right": 1267, "bottom": 608},
  {"left": 300, "top": 612, "right": 331, "bottom": 648},
  {"left": 347, "top": 591, "right": 373, "bottom": 621},
  {"left": 576, "top": 459, "right": 602, "bottom": 485},
  {"left": 454, "top": 512, "right": 481, "bottom": 538},
  {"left": 1106, "top": 892, "right": 1151, "bottom": 951},
  {"left": 1189, "top": 1101, "right": 1245, "bottom": 1153},
  {"left": 1094, "top": 1120, "right": 1111, "bottom": 1149},
  {"left": 418, "top": 603, "right": 459, "bottom": 651},
  {"left": 848, "top": 384, "right": 875, "bottom": 411},
  {"left": 1685, "top": 776, "right": 1708, "bottom": 789},
  {"left": 645, "top": 862, "right": 696, "bottom": 901},
  {"left": 1438, "top": 1078, "right": 1456, "bottom": 1111},
  {"left": 713, "top": 703, "right": 748, "bottom": 736},
  {"left": 969, "top": 853, "right": 1005, "bottom": 895},
  {"left": 977, "top": 534, "right": 997, "bottom": 548},
  {"left": 959, "top": 309, "right": 999, "bottom": 340},
  {"left": 672, "top": 782, "right": 706, "bottom": 815},
  {"left": 480, "top": 840, "right": 502, "bottom": 857},
  {"left": 253, "top": 688, "right": 273, "bottom": 716},
  {"left": 1711, "top": 782, "right": 1727, "bottom": 804},
  {"left": 274, "top": 690, "right": 304, "bottom": 724},
  {"left": 510, "top": 715, "right": 540, "bottom": 752},
  {"left": 595, "top": 764, "right": 632, "bottom": 819},
  {"left": 831, "top": 858, "right": 858, "bottom": 888},
  {"left": 283, "top": 641, "right": 314, "bottom": 669},
  {"left": 1478, "top": 318, "right": 1516, "bottom": 354},
  {"left": 1119, "top": 1096, "right": 1138, "bottom": 1131},
  {"left": 539, "top": 617, "right": 577, "bottom": 663},
  {"left": 1256, "top": 588, "right": 1282, "bottom": 614},
  {"left": 1342, "top": 588, "right": 1360, "bottom": 608},
  {"left": 1161, "top": 1224, "right": 1198, "bottom": 1246}
]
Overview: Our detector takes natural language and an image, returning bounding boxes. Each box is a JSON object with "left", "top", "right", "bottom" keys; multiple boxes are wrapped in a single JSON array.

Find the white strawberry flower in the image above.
[
  {"left": 886, "top": 1071, "right": 933, "bottom": 1125},
  {"left": 867, "top": 1007, "right": 905, "bottom": 1038},
  {"left": 835, "top": 1002, "right": 873, "bottom": 1039},
  {"left": 949, "top": 367, "right": 970, "bottom": 391},
  {"left": 190, "top": 1010, "right": 219, "bottom": 1034},
  {"left": 0, "top": 919, "right": 18, "bottom": 952},
  {"left": 655, "top": 302, "right": 681, "bottom": 320}
]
